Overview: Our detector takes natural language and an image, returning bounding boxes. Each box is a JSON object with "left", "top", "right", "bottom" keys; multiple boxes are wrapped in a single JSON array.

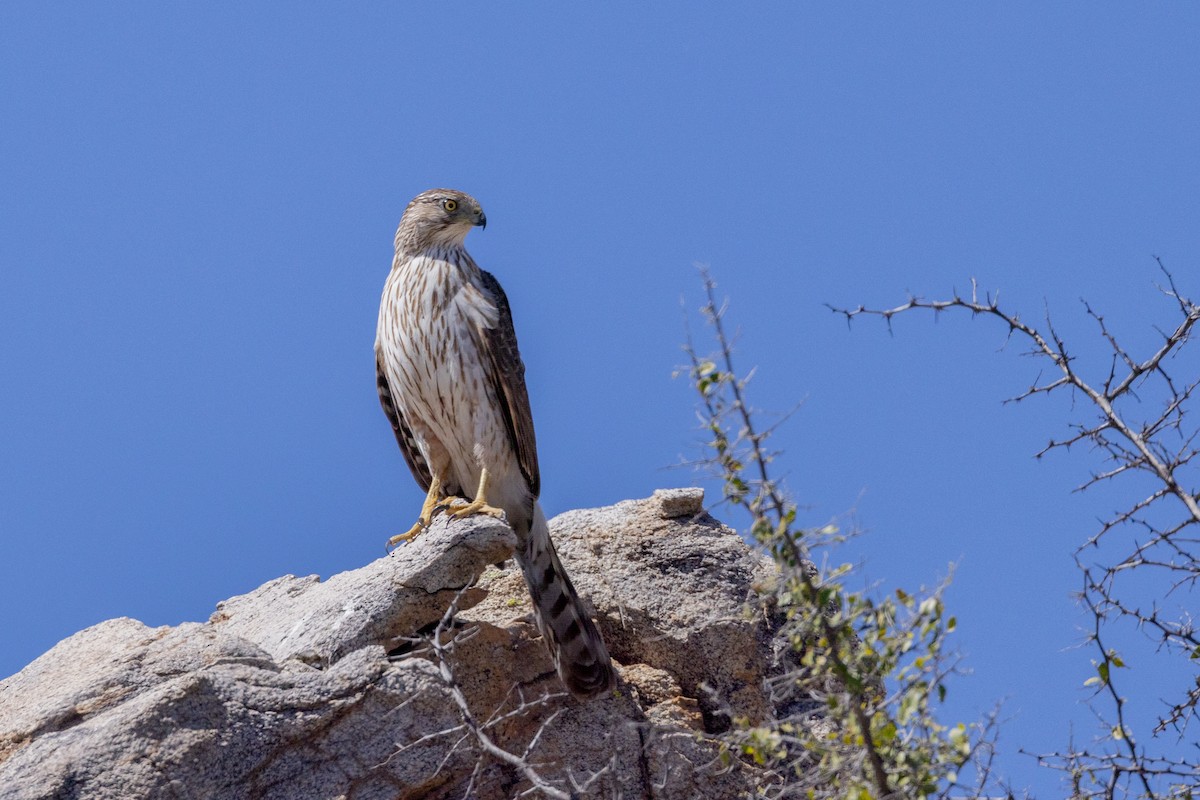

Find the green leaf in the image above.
[{"left": 949, "top": 723, "right": 970, "bottom": 754}]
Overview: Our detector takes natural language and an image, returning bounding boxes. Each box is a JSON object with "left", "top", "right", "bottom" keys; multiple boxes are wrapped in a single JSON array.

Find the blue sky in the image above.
[{"left": 2, "top": 4, "right": 1198, "bottom": 795}]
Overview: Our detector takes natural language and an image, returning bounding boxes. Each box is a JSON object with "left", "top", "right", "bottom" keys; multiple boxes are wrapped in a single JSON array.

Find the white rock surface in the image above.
[{"left": 0, "top": 491, "right": 788, "bottom": 799}]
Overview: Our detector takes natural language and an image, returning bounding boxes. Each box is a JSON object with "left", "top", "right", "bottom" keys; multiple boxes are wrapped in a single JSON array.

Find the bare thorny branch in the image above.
[
  {"left": 392, "top": 588, "right": 585, "bottom": 800},
  {"left": 828, "top": 263, "right": 1200, "bottom": 548},
  {"left": 829, "top": 259, "right": 1200, "bottom": 798}
]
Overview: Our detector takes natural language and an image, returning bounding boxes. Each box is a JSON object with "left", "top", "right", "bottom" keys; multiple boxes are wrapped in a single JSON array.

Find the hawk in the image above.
[{"left": 375, "top": 189, "right": 615, "bottom": 698}]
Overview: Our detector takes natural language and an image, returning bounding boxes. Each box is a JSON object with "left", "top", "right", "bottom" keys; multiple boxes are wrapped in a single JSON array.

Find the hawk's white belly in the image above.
[{"left": 376, "top": 251, "right": 526, "bottom": 516}]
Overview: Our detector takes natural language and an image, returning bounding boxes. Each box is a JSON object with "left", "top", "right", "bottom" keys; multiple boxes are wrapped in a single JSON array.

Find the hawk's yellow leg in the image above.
[
  {"left": 387, "top": 475, "right": 447, "bottom": 549},
  {"left": 444, "top": 468, "right": 507, "bottom": 520}
]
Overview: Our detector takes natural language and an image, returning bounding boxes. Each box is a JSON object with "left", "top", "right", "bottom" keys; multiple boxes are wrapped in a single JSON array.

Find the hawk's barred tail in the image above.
[{"left": 517, "top": 503, "right": 615, "bottom": 698}]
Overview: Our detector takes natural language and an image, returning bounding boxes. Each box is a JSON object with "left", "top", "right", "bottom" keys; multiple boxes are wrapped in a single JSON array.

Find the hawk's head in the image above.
[{"left": 395, "top": 188, "right": 486, "bottom": 254}]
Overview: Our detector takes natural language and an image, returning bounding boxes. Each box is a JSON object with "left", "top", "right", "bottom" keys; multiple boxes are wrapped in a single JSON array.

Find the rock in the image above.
[
  {"left": 651, "top": 487, "right": 705, "bottom": 518},
  {"left": 209, "top": 514, "right": 516, "bottom": 666},
  {"left": 0, "top": 491, "right": 785, "bottom": 799},
  {"left": 545, "top": 495, "right": 778, "bottom": 731}
]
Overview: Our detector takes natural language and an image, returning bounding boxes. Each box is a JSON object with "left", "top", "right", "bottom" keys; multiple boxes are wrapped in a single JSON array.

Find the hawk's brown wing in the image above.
[
  {"left": 375, "top": 353, "right": 433, "bottom": 493},
  {"left": 477, "top": 270, "right": 540, "bottom": 498}
]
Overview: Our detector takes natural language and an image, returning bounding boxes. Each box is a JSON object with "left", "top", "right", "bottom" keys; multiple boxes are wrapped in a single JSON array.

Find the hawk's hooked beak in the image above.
[{"left": 474, "top": 210, "right": 487, "bottom": 230}]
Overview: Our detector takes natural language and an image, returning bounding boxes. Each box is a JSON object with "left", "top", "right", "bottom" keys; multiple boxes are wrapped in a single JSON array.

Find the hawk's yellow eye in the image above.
[{"left": 442, "top": 199, "right": 458, "bottom": 212}]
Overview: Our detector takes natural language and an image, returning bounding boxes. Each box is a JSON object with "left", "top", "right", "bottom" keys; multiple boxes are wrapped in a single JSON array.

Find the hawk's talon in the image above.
[
  {"left": 431, "top": 495, "right": 470, "bottom": 516},
  {"left": 444, "top": 468, "right": 507, "bottom": 522},
  {"left": 386, "top": 522, "right": 427, "bottom": 551},
  {"left": 446, "top": 498, "right": 507, "bottom": 520},
  {"left": 386, "top": 475, "right": 445, "bottom": 551}
]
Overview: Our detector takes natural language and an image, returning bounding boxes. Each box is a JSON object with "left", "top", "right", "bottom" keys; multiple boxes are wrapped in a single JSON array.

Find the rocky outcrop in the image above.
[{"left": 0, "top": 490, "right": 790, "bottom": 799}]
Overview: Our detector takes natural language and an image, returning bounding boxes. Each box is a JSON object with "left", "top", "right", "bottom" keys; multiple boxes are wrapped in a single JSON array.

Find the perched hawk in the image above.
[{"left": 375, "top": 189, "right": 614, "bottom": 698}]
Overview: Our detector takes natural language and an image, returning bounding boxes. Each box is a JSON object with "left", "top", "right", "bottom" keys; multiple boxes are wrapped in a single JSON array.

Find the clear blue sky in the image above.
[{"left": 2, "top": 5, "right": 1197, "bottom": 795}]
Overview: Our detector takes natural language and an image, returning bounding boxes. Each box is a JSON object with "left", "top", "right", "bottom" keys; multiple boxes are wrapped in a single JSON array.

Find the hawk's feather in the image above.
[
  {"left": 477, "top": 269, "right": 540, "bottom": 500},
  {"left": 375, "top": 354, "right": 433, "bottom": 493}
]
